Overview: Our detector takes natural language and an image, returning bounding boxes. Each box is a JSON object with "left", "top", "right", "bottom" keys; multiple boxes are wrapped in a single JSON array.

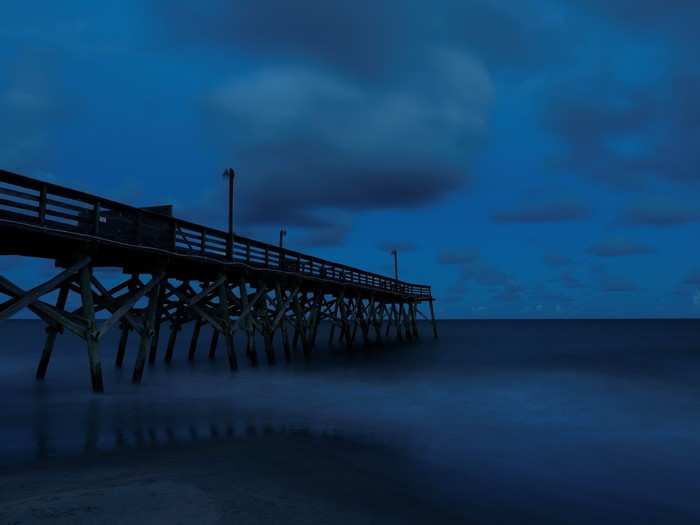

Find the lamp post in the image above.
[
  {"left": 279, "top": 227, "right": 287, "bottom": 270},
  {"left": 391, "top": 248, "right": 399, "bottom": 282},
  {"left": 279, "top": 227, "right": 287, "bottom": 249},
  {"left": 223, "top": 168, "right": 235, "bottom": 258}
]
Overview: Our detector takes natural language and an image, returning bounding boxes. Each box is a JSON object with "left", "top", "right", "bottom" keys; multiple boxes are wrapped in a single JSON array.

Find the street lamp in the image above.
[
  {"left": 279, "top": 227, "right": 287, "bottom": 249},
  {"left": 279, "top": 227, "right": 287, "bottom": 270},
  {"left": 391, "top": 248, "right": 399, "bottom": 282},
  {"left": 222, "top": 168, "right": 235, "bottom": 258}
]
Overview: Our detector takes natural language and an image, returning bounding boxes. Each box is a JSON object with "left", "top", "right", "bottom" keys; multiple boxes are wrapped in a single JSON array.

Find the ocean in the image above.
[{"left": 1, "top": 319, "right": 700, "bottom": 524}]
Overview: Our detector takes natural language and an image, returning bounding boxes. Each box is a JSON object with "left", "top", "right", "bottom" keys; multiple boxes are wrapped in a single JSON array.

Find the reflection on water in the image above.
[
  {"left": 25, "top": 393, "right": 342, "bottom": 463},
  {"left": 4, "top": 319, "right": 700, "bottom": 523}
]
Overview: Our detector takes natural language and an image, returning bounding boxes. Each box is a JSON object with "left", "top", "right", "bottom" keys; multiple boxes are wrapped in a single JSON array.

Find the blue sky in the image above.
[{"left": 2, "top": 0, "right": 700, "bottom": 318}]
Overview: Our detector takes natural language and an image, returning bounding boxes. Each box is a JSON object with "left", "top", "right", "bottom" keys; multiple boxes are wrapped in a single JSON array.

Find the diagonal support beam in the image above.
[
  {"left": 0, "top": 276, "right": 86, "bottom": 337},
  {"left": 96, "top": 272, "right": 165, "bottom": 340},
  {"left": 0, "top": 257, "right": 90, "bottom": 321},
  {"left": 271, "top": 285, "right": 299, "bottom": 330}
]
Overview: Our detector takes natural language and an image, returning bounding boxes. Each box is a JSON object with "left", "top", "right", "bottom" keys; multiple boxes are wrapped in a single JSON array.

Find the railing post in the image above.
[
  {"left": 93, "top": 201, "right": 101, "bottom": 235},
  {"left": 136, "top": 210, "right": 142, "bottom": 245},
  {"left": 201, "top": 228, "right": 206, "bottom": 255},
  {"left": 246, "top": 240, "right": 251, "bottom": 263},
  {"left": 39, "top": 184, "right": 47, "bottom": 224},
  {"left": 265, "top": 247, "right": 269, "bottom": 267}
]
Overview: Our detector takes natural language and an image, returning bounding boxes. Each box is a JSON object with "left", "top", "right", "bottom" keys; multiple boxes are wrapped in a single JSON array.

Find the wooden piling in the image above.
[
  {"left": 428, "top": 299, "right": 438, "bottom": 339},
  {"left": 188, "top": 319, "right": 203, "bottom": 361},
  {"left": 115, "top": 321, "right": 129, "bottom": 368},
  {"left": 36, "top": 284, "right": 70, "bottom": 380},
  {"left": 218, "top": 276, "right": 238, "bottom": 371},
  {"left": 79, "top": 265, "right": 104, "bottom": 393},
  {"left": 164, "top": 322, "right": 180, "bottom": 364},
  {"left": 208, "top": 329, "right": 219, "bottom": 359},
  {"left": 132, "top": 279, "right": 161, "bottom": 384}
]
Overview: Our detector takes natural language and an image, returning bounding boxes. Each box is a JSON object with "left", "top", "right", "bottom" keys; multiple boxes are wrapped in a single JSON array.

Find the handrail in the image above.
[{"left": 0, "top": 169, "right": 432, "bottom": 298}]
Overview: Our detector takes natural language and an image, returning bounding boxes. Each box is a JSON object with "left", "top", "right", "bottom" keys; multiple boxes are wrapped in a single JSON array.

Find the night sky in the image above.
[{"left": 2, "top": 1, "right": 700, "bottom": 319}]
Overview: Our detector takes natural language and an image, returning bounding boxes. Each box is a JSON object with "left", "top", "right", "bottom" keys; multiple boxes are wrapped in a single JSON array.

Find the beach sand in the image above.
[{"left": 0, "top": 432, "right": 465, "bottom": 525}]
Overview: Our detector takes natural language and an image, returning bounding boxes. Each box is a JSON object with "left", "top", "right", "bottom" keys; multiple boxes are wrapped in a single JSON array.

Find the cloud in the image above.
[
  {"left": 440, "top": 249, "right": 522, "bottom": 305},
  {"left": 680, "top": 269, "right": 700, "bottom": 287},
  {"left": 592, "top": 264, "right": 639, "bottom": 293},
  {"left": 437, "top": 249, "right": 480, "bottom": 265},
  {"left": 156, "top": 1, "right": 565, "bottom": 76},
  {"left": 620, "top": 196, "right": 700, "bottom": 227},
  {"left": 492, "top": 282, "right": 523, "bottom": 303},
  {"left": 296, "top": 223, "right": 351, "bottom": 249},
  {"left": 153, "top": 0, "right": 574, "bottom": 228},
  {"left": 577, "top": 0, "right": 699, "bottom": 42},
  {"left": 587, "top": 238, "right": 655, "bottom": 257},
  {"left": 493, "top": 197, "right": 590, "bottom": 224},
  {"left": 540, "top": 67, "right": 700, "bottom": 188},
  {"left": 203, "top": 56, "right": 492, "bottom": 226}
]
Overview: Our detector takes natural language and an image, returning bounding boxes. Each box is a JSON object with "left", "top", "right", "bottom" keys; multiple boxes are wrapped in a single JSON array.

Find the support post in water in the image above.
[
  {"left": 429, "top": 299, "right": 438, "bottom": 339},
  {"left": 218, "top": 275, "right": 238, "bottom": 371},
  {"left": 79, "top": 265, "right": 104, "bottom": 393},
  {"left": 133, "top": 278, "right": 162, "bottom": 384},
  {"left": 188, "top": 319, "right": 203, "bottom": 361},
  {"left": 36, "top": 284, "right": 70, "bottom": 380}
]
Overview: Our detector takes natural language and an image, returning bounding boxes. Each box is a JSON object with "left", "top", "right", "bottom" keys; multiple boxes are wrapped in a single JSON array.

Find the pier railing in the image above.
[{"left": 0, "top": 170, "right": 432, "bottom": 299}]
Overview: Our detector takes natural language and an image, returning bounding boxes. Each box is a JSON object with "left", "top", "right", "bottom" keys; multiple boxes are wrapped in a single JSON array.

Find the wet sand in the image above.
[{"left": 0, "top": 433, "right": 466, "bottom": 525}]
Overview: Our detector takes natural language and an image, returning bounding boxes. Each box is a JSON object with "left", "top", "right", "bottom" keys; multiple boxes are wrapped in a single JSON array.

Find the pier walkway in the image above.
[{"left": 0, "top": 169, "right": 436, "bottom": 392}]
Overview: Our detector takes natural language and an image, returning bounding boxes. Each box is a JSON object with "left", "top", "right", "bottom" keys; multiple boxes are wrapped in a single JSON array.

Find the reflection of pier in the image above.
[
  {"left": 31, "top": 399, "right": 336, "bottom": 462},
  {"left": 0, "top": 169, "right": 438, "bottom": 392}
]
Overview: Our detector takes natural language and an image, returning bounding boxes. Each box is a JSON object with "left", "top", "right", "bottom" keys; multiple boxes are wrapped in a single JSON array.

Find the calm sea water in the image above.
[{"left": 2, "top": 319, "right": 700, "bottom": 523}]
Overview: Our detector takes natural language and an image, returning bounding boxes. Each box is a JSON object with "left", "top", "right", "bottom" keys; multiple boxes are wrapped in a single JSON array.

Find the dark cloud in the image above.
[
  {"left": 493, "top": 198, "right": 590, "bottom": 224},
  {"left": 203, "top": 55, "right": 491, "bottom": 226},
  {"left": 620, "top": 196, "right": 700, "bottom": 227},
  {"left": 578, "top": 0, "right": 699, "bottom": 41},
  {"left": 541, "top": 68, "right": 700, "bottom": 188},
  {"left": 156, "top": 1, "right": 564, "bottom": 77},
  {"left": 437, "top": 249, "right": 480, "bottom": 265},
  {"left": 592, "top": 264, "right": 639, "bottom": 293},
  {"left": 296, "top": 223, "right": 351, "bottom": 249},
  {"left": 153, "top": 0, "right": 574, "bottom": 227},
  {"left": 680, "top": 269, "right": 700, "bottom": 287},
  {"left": 439, "top": 249, "right": 522, "bottom": 305},
  {"left": 492, "top": 282, "right": 523, "bottom": 303},
  {"left": 462, "top": 260, "right": 511, "bottom": 288},
  {"left": 588, "top": 238, "right": 655, "bottom": 257}
]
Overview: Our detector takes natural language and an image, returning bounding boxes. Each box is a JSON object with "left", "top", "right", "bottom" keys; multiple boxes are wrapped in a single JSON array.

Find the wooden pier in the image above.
[{"left": 0, "top": 169, "right": 436, "bottom": 392}]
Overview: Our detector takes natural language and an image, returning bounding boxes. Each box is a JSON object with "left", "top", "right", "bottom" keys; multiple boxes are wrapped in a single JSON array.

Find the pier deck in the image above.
[{"left": 0, "top": 169, "right": 437, "bottom": 392}]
